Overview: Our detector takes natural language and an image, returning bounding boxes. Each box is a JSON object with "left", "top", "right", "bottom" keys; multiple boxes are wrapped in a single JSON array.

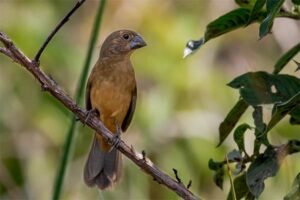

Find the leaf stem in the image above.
[{"left": 226, "top": 156, "right": 237, "bottom": 200}]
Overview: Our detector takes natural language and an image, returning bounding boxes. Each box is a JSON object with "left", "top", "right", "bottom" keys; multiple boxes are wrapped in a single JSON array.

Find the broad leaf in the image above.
[
  {"left": 252, "top": 106, "right": 269, "bottom": 147},
  {"left": 233, "top": 123, "right": 252, "bottom": 154},
  {"left": 259, "top": 0, "right": 284, "bottom": 39},
  {"left": 266, "top": 92, "right": 300, "bottom": 132},
  {"left": 247, "top": 0, "right": 267, "bottom": 25},
  {"left": 209, "top": 159, "right": 225, "bottom": 189},
  {"left": 246, "top": 146, "right": 283, "bottom": 197},
  {"left": 273, "top": 43, "right": 300, "bottom": 74},
  {"left": 205, "top": 8, "right": 252, "bottom": 42},
  {"left": 184, "top": 8, "right": 265, "bottom": 58},
  {"left": 246, "top": 141, "right": 300, "bottom": 197},
  {"left": 284, "top": 173, "right": 300, "bottom": 200},
  {"left": 218, "top": 99, "right": 249, "bottom": 147},
  {"left": 235, "top": 0, "right": 257, "bottom": 8},
  {"left": 228, "top": 71, "right": 300, "bottom": 106},
  {"left": 252, "top": 106, "right": 266, "bottom": 134},
  {"left": 290, "top": 106, "right": 300, "bottom": 125},
  {"left": 266, "top": 0, "right": 278, "bottom": 12}
]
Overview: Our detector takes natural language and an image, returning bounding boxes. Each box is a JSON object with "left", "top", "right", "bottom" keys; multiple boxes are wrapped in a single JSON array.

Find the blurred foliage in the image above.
[{"left": 1, "top": 0, "right": 300, "bottom": 200}]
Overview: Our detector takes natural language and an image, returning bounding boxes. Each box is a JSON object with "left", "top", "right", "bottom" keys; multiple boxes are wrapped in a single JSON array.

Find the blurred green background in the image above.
[{"left": 1, "top": 0, "right": 300, "bottom": 199}]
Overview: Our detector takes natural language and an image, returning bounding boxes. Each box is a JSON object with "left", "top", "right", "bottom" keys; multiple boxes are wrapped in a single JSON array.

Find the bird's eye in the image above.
[{"left": 122, "top": 34, "right": 130, "bottom": 40}]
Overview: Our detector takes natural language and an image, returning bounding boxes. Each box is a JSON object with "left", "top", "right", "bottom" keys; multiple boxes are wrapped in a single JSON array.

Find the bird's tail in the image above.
[{"left": 84, "top": 135, "right": 122, "bottom": 190}]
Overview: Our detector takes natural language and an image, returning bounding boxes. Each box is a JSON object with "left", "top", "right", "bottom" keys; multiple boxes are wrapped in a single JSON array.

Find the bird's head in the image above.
[{"left": 100, "top": 30, "right": 146, "bottom": 59}]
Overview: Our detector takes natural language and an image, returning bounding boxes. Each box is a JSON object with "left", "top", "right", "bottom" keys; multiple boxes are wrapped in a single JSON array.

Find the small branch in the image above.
[
  {"left": 173, "top": 168, "right": 182, "bottom": 184},
  {"left": 0, "top": 32, "right": 199, "bottom": 200},
  {"left": 173, "top": 168, "right": 193, "bottom": 189},
  {"left": 187, "top": 180, "right": 192, "bottom": 189},
  {"left": 34, "top": 0, "right": 86, "bottom": 62},
  {"left": 277, "top": 11, "right": 300, "bottom": 20},
  {"left": 142, "top": 150, "right": 146, "bottom": 161}
]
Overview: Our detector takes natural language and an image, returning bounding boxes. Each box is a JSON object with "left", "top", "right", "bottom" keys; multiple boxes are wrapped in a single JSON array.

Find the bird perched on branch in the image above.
[{"left": 84, "top": 30, "right": 146, "bottom": 190}]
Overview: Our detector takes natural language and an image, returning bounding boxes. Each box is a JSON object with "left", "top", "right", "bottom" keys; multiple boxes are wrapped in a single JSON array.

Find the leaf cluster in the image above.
[{"left": 185, "top": 0, "right": 300, "bottom": 198}]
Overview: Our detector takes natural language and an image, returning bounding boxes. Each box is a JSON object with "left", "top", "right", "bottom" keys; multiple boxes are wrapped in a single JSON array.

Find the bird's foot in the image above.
[
  {"left": 109, "top": 126, "right": 122, "bottom": 151},
  {"left": 83, "top": 108, "right": 99, "bottom": 126}
]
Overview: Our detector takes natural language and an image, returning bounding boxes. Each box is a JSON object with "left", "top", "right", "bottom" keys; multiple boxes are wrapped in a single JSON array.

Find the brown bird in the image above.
[{"left": 84, "top": 30, "right": 146, "bottom": 190}]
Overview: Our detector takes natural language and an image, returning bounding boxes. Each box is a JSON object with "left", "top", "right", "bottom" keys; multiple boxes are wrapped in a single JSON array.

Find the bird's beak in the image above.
[{"left": 130, "top": 35, "right": 147, "bottom": 50}]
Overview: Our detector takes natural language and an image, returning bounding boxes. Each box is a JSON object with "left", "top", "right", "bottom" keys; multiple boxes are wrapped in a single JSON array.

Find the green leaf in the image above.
[
  {"left": 284, "top": 173, "right": 300, "bottom": 200},
  {"left": 246, "top": 145, "right": 287, "bottom": 198},
  {"left": 259, "top": 0, "right": 284, "bottom": 39},
  {"left": 183, "top": 8, "right": 266, "bottom": 58},
  {"left": 233, "top": 123, "right": 252, "bottom": 154},
  {"left": 247, "top": 0, "right": 267, "bottom": 25},
  {"left": 218, "top": 99, "right": 249, "bottom": 147},
  {"left": 246, "top": 142, "right": 298, "bottom": 197},
  {"left": 205, "top": 8, "right": 252, "bottom": 42},
  {"left": 228, "top": 71, "right": 300, "bottom": 106},
  {"left": 208, "top": 158, "right": 223, "bottom": 170},
  {"left": 266, "top": 92, "right": 300, "bottom": 132},
  {"left": 266, "top": 0, "right": 278, "bottom": 12},
  {"left": 273, "top": 43, "right": 300, "bottom": 74},
  {"left": 227, "top": 173, "right": 254, "bottom": 200},
  {"left": 214, "top": 168, "right": 225, "bottom": 190},
  {"left": 289, "top": 106, "right": 300, "bottom": 125},
  {"left": 252, "top": 106, "right": 269, "bottom": 147},
  {"left": 245, "top": 193, "right": 256, "bottom": 200},
  {"left": 235, "top": 0, "right": 258, "bottom": 8},
  {"left": 292, "top": 0, "right": 300, "bottom": 5},
  {"left": 252, "top": 106, "right": 266, "bottom": 134},
  {"left": 209, "top": 159, "right": 225, "bottom": 189}
]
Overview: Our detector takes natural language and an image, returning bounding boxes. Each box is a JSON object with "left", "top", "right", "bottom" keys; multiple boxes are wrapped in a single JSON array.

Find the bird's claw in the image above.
[
  {"left": 83, "top": 108, "right": 99, "bottom": 126},
  {"left": 109, "top": 126, "right": 122, "bottom": 151}
]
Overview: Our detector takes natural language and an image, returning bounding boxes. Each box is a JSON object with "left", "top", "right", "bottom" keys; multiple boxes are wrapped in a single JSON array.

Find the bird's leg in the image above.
[
  {"left": 109, "top": 124, "right": 122, "bottom": 152},
  {"left": 83, "top": 108, "right": 99, "bottom": 126}
]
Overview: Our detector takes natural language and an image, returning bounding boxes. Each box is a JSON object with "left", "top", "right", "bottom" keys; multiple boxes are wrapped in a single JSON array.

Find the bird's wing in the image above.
[
  {"left": 121, "top": 86, "right": 137, "bottom": 132},
  {"left": 85, "top": 79, "right": 92, "bottom": 111}
]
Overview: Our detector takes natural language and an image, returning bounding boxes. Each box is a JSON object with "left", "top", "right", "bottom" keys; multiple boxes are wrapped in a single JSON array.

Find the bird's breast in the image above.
[{"left": 90, "top": 64, "right": 135, "bottom": 128}]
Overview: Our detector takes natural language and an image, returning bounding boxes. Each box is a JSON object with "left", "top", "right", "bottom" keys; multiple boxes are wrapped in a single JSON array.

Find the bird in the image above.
[{"left": 83, "top": 30, "right": 146, "bottom": 190}]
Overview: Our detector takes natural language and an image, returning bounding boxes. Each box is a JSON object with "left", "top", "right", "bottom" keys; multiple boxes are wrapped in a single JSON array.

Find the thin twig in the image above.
[
  {"left": 187, "top": 180, "right": 192, "bottom": 189},
  {"left": 52, "top": 1, "right": 106, "bottom": 199},
  {"left": 142, "top": 150, "right": 146, "bottom": 161},
  {"left": 277, "top": 11, "right": 300, "bottom": 20},
  {"left": 34, "top": 0, "right": 86, "bottom": 62},
  {"left": 173, "top": 168, "right": 182, "bottom": 183},
  {"left": 0, "top": 32, "right": 199, "bottom": 200}
]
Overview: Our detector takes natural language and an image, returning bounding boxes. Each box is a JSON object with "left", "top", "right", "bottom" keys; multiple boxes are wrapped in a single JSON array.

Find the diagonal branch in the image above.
[
  {"left": 0, "top": 32, "right": 199, "bottom": 200},
  {"left": 0, "top": 47, "right": 18, "bottom": 63},
  {"left": 34, "top": 0, "right": 86, "bottom": 62}
]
